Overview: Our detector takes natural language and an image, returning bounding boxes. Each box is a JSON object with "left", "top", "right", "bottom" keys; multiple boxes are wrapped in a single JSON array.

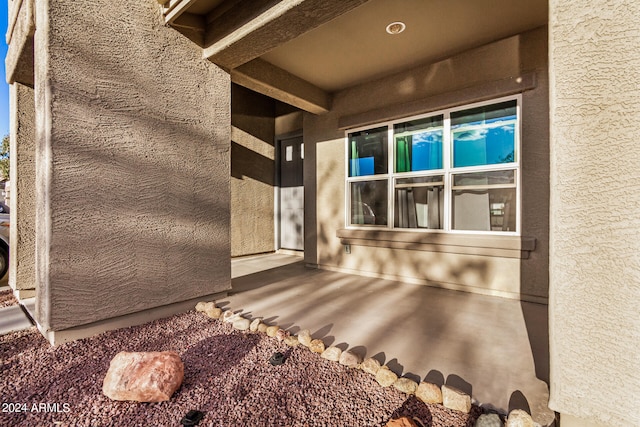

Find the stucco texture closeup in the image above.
[
  {"left": 231, "top": 84, "right": 275, "bottom": 257},
  {"left": 5, "top": 0, "right": 35, "bottom": 87},
  {"left": 34, "top": 0, "right": 231, "bottom": 331},
  {"left": 548, "top": 1, "right": 640, "bottom": 426},
  {"left": 305, "top": 27, "right": 549, "bottom": 301},
  {"left": 9, "top": 83, "right": 37, "bottom": 294}
]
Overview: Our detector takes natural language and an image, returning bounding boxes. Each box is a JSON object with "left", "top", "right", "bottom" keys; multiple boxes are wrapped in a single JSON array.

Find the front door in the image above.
[{"left": 279, "top": 136, "right": 304, "bottom": 251}]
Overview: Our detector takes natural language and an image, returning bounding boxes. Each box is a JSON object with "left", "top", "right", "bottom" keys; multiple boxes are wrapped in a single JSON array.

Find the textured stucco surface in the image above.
[
  {"left": 9, "top": 83, "right": 37, "bottom": 293},
  {"left": 548, "top": 1, "right": 640, "bottom": 426},
  {"left": 4, "top": 0, "right": 35, "bottom": 86},
  {"left": 231, "top": 84, "right": 275, "bottom": 257},
  {"left": 33, "top": 0, "right": 231, "bottom": 331},
  {"left": 305, "top": 27, "right": 549, "bottom": 301}
]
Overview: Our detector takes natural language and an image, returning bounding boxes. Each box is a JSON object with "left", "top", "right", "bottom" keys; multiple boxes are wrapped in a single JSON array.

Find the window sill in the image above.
[{"left": 336, "top": 228, "right": 536, "bottom": 259}]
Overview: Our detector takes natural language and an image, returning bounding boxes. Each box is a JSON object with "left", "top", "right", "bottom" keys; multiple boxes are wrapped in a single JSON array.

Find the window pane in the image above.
[
  {"left": 451, "top": 100, "right": 517, "bottom": 167},
  {"left": 350, "top": 180, "right": 388, "bottom": 226},
  {"left": 395, "top": 176, "right": 444, "bottom": 229},
  {"left": 348, "top": 126, "right": 388, "bottom": 177},
  {"left": 452, "top": 187, "right": 516, "bottom": 231},
  {"left": 453, "top": 170, "right": 516, "bottom": 187},
  {"left": 394, "top": 116, "right": 443, "bottom": 172}
]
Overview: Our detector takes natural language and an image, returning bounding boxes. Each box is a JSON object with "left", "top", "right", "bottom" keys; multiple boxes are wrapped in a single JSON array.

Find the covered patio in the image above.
[{"left": 226, "top": 253, "right": 553, "bottom": 425}]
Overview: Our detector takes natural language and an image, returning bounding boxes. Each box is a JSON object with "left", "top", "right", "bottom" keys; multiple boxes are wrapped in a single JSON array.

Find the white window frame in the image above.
[{"left": 344, "top": 95, "right": 522, "bottom": 236}]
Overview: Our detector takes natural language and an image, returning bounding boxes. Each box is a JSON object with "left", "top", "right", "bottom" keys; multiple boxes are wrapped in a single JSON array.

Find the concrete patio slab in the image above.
[{"left": 225, "top": 253, "right": 554, "bottom": 426}]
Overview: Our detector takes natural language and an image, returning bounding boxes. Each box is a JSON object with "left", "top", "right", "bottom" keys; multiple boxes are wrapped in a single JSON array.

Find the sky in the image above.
[{"left": 0, "top": 0, "right": 9, "bottom": 138}]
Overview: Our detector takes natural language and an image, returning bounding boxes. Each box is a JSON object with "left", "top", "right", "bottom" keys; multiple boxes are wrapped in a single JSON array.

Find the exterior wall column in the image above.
[
  {"left": 33, "top": 0, "right": 231, "bottom": 343},
  {"left": 230, "top": 85, "right": 275, "bottom": 257},
  {"left": 548, "top": 1, "right": 640, "bottom": 426},
  {"left": 8, "top": 82, "right": 37, "bottom": 298}
]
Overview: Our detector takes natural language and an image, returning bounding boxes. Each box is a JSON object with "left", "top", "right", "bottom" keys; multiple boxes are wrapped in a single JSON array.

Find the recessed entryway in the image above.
[{"left": 277, "top": 135, "right": 304, "bottom": 251}]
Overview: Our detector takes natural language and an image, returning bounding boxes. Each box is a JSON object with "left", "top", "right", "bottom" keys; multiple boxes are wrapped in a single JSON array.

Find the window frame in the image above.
[{"left": 344, "top": 95, "right": 522, "bottom": 236}]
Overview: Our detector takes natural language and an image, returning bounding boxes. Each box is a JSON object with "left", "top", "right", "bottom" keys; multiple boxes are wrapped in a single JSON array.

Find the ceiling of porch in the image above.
[{"left": 161, "top": 0, "right": 547, "bottom": 112}]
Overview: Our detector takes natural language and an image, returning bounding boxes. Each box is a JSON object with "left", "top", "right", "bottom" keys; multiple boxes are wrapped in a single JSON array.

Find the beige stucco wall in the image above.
[
  {"left": 231, "top": 84, "right": 275, "bottom": 257},
  {"left": 305, "top": 27, "right": 549, "bottom": 301},
  {"left": 5, "top": 0, "right": 35, "bottom": 87},
  {"left": 548, "top": 1, "right": 640, "bottom": 426},
  {"left": 33, "top": 0, "right": 231, "bottom": 331},
  {"left": 8, "top": 83, "right": 36, "bottom": 296}
]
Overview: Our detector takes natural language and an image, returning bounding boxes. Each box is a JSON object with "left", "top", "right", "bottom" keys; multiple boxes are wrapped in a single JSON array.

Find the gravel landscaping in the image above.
[
  {"left": 0, "top": 310, "right": 482, "bottom": 426},
  {"left": 0, "top": 289, "right": 18, "bottom": 309}
]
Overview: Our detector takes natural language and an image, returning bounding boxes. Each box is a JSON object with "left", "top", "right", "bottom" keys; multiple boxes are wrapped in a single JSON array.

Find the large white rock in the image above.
[
  {"left": 195, "top": 301, "right": 216, "bottom": 312},
  {"left": 266, "top": 325, "right": 280, "bottom": 337},
  {"left": 297, "top": 329, "right": 312, "bottom": 347},
  {"left": 375, "top": 366, "right": 398, "bottom": 387},
  {"left": 284, "top": 336, "right": 300, "bottom": 347},
  {"left": 205, "top": 307, "right": 222, "bottom": 319},
  {"left": 393, "top": 377, "right": 418, "bottom": 395},
  {"left": 415, "top": 382, "right": 442, "bottom": 404},
  {"left": 222, "top": 310, "right": 241, "bottom": 323},
  {"left": 442, "top": 385, "right": 471, "bottom": 413},
  {"left": 233, "top": 318, "right": 251, "bottom": 331},
  {"left": 102, "top": 351, "right": 184, "bottom": 403},
  {"left": 360, "top": 357, "right": 381, "bottom": 375},
  {"left": 249, "top": 318, "right": 261, "bottom": 332},
  {"left": 320, "top": 346, "right": 342, "bottom": 362},
  {"left": 275, "top": 329, "right": 290, "bottom": 341},
  {"left": 339, "top": 350, "right": 362, "bottom": 368},
  {"left": 475, "top": 413, "right": 504, "bottom": 427},
  {"left": 309, "top": 339, "right": 325, "bottom": 354},
  {"left": 505, "top": 409, "right": 534, "bottom": 427}
]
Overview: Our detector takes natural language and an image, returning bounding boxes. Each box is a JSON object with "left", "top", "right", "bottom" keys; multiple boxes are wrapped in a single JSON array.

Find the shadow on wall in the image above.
[
  {"left": 31, "top": 10, "right": 235, "bottom": 331},
  {"left": 230, "top": 142, "right": 274, "bottom": 185}
]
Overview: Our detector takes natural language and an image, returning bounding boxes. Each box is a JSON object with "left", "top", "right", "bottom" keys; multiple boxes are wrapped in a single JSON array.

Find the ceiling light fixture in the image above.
[{"left": 386, "top": 21, "right": 406, "bottom": 35}]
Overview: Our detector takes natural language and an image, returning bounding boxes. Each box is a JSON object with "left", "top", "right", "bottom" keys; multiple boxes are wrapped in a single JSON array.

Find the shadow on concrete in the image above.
[{"left": 225, "top": 253, "right": 556, "bottom": 425}]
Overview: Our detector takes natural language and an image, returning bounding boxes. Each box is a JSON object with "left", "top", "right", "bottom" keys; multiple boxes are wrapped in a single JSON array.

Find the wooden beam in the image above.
[
  {"left": 203, "top": 0, "right": 370, "bottom": 70},
  {"left": 231, "top": 59, "right": 331, "bottom": 114}
]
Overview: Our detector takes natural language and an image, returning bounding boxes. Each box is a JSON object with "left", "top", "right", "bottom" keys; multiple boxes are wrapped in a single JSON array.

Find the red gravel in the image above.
[
  {"left": 0, "top": 289, "right": 18, "bottom": 309},
  {"left": 0, "top": 311, "right": 481, "bottom": 426}
]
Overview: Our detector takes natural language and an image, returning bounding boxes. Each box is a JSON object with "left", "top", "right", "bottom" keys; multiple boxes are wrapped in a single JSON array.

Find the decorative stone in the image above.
[
  {"left": 338, "top": 350, "right": 362, "bottom": 368},
  {"left": 415, "top": 381, "right": 442, "bottom": 404},
  {"left": 284, "top": 336, "right": 300, "bottom": 347},
  {"left": 309, "top": 339, "right": 325, "bottom": 354},
  {"left": 442, "top": 385, "right": 471, "bottom": 413},
  {"left": 375, "top": 366, "right": 398, "bottom": 387},
  {"left": 102, "top": 351, "right": 184, "bottom": 403},
  {"left": 360, "top": 357, "right": 381, "bottom": 375},
  {"left": 505, "top": 410, "right": 534, "bottom": 427},
  {"left": 257, "top": 323, "right": 268, "bottom": 333},
  {"left": 385, "top": 416, "right": 419, "bottom": 427},
  {"left": 275, "top": 328, "right": 290, "bottom": 341},
  {"left": 232, "top": 318, "right": 250, "bottom": 331},
  {"left": 320, "top": 346, "right": 342, "bottom": 362},
  {"left": 249, "top": 318, "right": 261, "bottom": 332},
  {"left": 393, "top": 377, "right": 418, "bottom": 395},
  {"left": 195, "top": 301, "right": 207, "bottom": 312},
  {"left": 266, "top": 325, "right": 280, "bottom": 337},
  {"left": 297, "top": 329, "right": 312, "bottom": 347},
  {"left": 475, "top": 413, "right": 504, "bottom": 427},
  {"left": 222, "top": 310, "right": 240, "bottom": 323},
  {"left": 196, "top": 301, "right": 216, "bottom": 312},
  {"left": 205, "top": 307, "right": 222, "bottom": 319}
]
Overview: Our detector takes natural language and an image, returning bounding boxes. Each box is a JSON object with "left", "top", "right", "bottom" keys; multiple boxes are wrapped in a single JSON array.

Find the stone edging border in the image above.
[{"left": 195, "top": 301, "right": 541, "bottom": 427}]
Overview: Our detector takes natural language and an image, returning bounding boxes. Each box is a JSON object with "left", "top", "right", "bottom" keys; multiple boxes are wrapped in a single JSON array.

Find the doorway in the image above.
[{"left": 278, "top": 135, "right": 304, "bottom": 251}]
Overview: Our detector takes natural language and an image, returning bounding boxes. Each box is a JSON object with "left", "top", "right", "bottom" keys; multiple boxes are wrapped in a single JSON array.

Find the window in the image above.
[{"left": 346, "top": 97, "right": 520, "bottom": 234}]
